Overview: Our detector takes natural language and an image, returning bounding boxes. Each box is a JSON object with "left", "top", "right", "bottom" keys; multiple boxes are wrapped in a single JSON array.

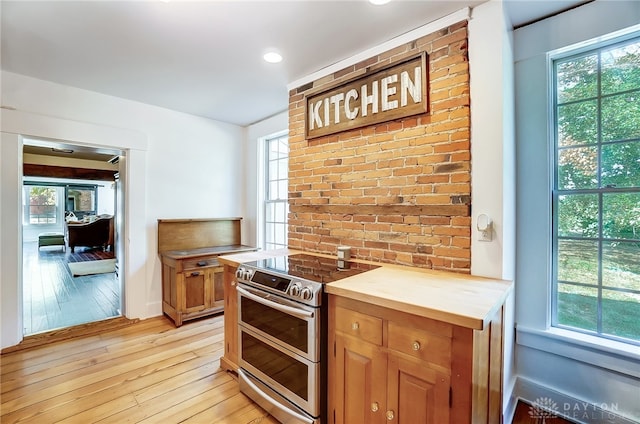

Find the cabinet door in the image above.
[
  {"left": 210, "top": 266, "right": 225, "bottom": 308},
  {"left": 183, "top": 270, "right": 210, "bottom": 312},
  {"left": 386, "top": 353, "right": 450, "bottom": 424},
  {"left": 333, "top": 334, "right": 386, "bottom": 424}
]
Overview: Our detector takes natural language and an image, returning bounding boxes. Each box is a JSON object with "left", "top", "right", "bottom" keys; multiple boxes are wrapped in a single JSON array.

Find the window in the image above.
[
  {"left": 65, "top": 184, "right": 97, "bottom": 219},
  {"left": 24, "top": 186, "right": 58, "bottom": 224},
  {"left": 552, "top": 35, "right": 640, "bottom": 344},
  {"left": 262, "top": 133, "right": 289, "bottom": 250}
]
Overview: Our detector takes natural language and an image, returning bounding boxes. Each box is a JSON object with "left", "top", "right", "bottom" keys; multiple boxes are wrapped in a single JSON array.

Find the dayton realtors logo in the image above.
[
  {"left": 529, "top": 397, "right": 621, "bottom": 421},
  {"left": 529, "top": 397, "right": 560, "bottom": 420}
]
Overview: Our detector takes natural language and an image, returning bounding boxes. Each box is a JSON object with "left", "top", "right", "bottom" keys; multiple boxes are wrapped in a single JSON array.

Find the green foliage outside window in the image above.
[{"left": 553, "top": 37, "right": 640, "bottom": 343}]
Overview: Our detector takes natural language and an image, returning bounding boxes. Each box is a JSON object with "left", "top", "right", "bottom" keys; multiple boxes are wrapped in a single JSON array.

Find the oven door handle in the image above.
[
  {"left": 237, "top": 286, "right": 314, "bottom": 319},
  {"left": 239, "top": 369, "right": 315, "bottom": 424}
]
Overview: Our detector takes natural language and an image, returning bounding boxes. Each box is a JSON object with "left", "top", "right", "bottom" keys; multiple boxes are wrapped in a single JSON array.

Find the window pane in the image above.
[
  {"left": 558, "top": 194, "right": 599, "bottom": 237},
  {"left": 274, "top": 223, "right": 286, "bottom": 245},
  {"left": 278, "top": 157, "right": 288, "bottom": 180},
  {"left": 602, "top": 193, "right": 640, "bottom": 239},
  {"left": 269, "top": 181, "right": 279, "bottom": 200},
  {"left": 557, "top": 239, "right": 598, "bottom": 285},
  {"left": 557, "top": 101, "right": 597, "bottom": 146},
  {"left": 556, "top": 54, "right": 598, "bottom": 103},
  {"left": 265, "top": 203, "right": 275, "bottom": 221},
  {"left": 278, "top": 180, "right": 288, "bottom": 200},
  {"left": 602, "top": 93, "right": 640, "bottom": 142},
  {"left": 558, "top": 146, "right": 598, "bottom": 189},
  {"left": 602, "top": 290, "right": 640, "bottom": 341},
  {"left": 275, "top": 202, "right": 285, "bottom": 222},
  {"left": 601, "top": 41, "right": 640, "bottom": 95},
  {"left": 265, "top": 221, "right": 275, "bottom": 241},
  {"left": 603, "top": 241, "right": 640, "bottom": 291},
  {"left": 269, "top": 160, "right": 278, "bottom": 182},
  {"left": 557, "top": 283, "right": 598, "bottom": 332},
  {"left": 601, "top": 141, "right": 640, "bottom": 188},
  {"left": 28, "top": 186, "right": 57, "bottom": 224}
]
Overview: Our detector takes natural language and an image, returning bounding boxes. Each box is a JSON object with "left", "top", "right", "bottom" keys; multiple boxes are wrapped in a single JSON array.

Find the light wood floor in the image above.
[
  {"left": 1, "top": 315, "right": 277, "bottom": 424},
  {"left": 1, "top": 311, "right": 572, "bottom": 424},
  {"left": 23, "top": 241, "right": 120, "bottom": 335}
]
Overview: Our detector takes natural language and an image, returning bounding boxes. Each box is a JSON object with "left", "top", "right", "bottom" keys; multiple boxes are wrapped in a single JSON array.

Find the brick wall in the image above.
[{"left": 287, "top": 21, "right": 471, "bottom": 273}]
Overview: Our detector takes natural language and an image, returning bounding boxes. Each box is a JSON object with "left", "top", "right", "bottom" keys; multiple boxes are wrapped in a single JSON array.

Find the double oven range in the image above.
[{"left": 235, "top": 253, "right": 379, "bottom": 424}]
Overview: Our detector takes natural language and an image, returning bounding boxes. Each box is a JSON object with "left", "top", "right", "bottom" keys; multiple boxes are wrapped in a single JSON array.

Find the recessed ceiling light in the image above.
[
  {"left": 263, "top": 51, "right": 283, "bottom": 64},
  {"left": 369, "top": 0, "right": 391, "bottom": 4}
]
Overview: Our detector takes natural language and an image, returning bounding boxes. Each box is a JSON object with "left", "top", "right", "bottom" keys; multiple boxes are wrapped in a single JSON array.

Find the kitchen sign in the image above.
[{"left": 305, "top": 53, "right": 428, "bottom": 139}]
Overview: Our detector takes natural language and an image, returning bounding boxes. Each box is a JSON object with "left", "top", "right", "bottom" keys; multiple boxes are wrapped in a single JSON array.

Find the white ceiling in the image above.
[{"left": 1, "top": 0, "right": 588, "bottom": 127}]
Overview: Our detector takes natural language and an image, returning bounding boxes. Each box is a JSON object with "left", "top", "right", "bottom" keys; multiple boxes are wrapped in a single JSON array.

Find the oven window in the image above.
[
  {"left": 242, "top": 332, "right": 308, "bottom": 401},
  {"left": 240, "top": 296, "right": 309, "bottom": 353}
]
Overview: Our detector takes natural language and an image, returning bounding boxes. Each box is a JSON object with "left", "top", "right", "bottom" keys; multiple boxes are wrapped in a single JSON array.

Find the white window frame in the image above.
[
  {"left": 550, "top": 33, "right": 640, "bottom": 346},
  {"left": 257, "top": 131, "right": 288, "bottom": 251}
]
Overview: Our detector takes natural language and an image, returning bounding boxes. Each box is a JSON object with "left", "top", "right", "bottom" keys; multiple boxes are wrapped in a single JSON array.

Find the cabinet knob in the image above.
[
  {"left": 386, "top": 410, "right": 395, "bottom": 421},
  {"left": 371, "top": 402, "right": 379, "bottom": 412},
  {"left": 351, "top": 322, "right": 359, "bottom": 331},
  {"left": 191, "top": 271, "right": 201, "bottom": 277},
  {"left": 412, "top": 341, "right": 421, "bottom": 351}
]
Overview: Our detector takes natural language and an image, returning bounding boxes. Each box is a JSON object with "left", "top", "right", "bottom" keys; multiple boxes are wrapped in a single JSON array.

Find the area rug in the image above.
[{"left": 68, "top": 259, "right": 116, "bottom": 276}]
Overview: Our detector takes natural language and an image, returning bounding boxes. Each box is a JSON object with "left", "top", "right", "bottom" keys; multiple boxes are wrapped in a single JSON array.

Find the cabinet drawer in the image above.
[
  {"left": 388, "top": 321, "right": 451, "bottom": 368},
  {"left": 335, "top": 307, "right": 382, "bottom": 345},
  {"left": 183, "top": 257, "right": 220, "bottom": 270}
]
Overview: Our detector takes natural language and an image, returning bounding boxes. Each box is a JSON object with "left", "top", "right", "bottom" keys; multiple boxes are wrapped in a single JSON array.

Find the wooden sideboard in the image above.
[{"left": 157, "top": 218, "right": 256, "bottom": 327}]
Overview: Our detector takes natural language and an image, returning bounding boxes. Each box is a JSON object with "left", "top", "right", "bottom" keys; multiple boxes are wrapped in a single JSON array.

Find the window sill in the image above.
[{"left": 516, "top": 325, "right": 640, "bottom": 378}]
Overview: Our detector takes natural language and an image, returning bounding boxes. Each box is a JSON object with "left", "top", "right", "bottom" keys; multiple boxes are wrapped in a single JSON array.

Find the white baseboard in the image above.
[
  {"left": 145, "top": 301, "right": 163, "bottom": 319},
  {"left": 514, "top": 376, "right": 638, "bottom": 424}
]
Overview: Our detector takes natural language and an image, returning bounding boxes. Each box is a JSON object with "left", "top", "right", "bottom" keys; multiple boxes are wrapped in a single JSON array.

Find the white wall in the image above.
[
  {"left": 0, "top": 134, "right": 23, "bottom": 348},
  {"left": 468, "top": 1, "right": 517, "bottom": 419},
  {"left": 514, "top": 1, "right": 640, "bottom": 421},
  {"left": 0, "top": 71, "right": 247, "bottom": 348}
]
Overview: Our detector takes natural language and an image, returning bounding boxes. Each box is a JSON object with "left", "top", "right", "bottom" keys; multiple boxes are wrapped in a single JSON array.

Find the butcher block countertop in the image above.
[{"left": 219, "top": 249, "right": 513, "bottom": 330}]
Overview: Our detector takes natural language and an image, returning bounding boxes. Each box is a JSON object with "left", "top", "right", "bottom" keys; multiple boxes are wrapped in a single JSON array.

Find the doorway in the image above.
[{"left": 21, "top": 139, "right": 125, "bottom": 335}]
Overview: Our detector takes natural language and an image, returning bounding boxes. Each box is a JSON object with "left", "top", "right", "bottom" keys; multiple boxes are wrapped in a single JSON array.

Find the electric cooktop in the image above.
[{"left": 249, "top": 253, "right": 380, "bottom": 284}]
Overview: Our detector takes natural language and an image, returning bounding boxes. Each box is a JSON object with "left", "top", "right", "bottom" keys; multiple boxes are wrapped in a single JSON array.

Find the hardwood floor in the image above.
[
  {"left": 1, "top": 315, "right": 278, "bottom": 424},
  {"left": 23, "top": 241, "right": 120, "bottom": 335},
  {"left": 1, "top": 310, "right": 575, "bottom": 424}
]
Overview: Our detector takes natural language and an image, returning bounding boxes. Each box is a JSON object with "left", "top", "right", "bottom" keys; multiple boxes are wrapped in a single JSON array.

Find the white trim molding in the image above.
[{"left": 517, "top": 326, "right": 640, "bottom": 378}]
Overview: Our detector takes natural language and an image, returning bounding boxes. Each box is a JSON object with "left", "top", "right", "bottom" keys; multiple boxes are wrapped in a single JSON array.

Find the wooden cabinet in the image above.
[
  {"left": 217, "top": 247, "right": 296, "bottom": 374},
  {"left": 157, "top": 218, "right": 255, "bottom": 327},
  {"left": 329, "top": 295, "right": 504, "bottom": 424},
  {"left": 220, "top": 264, "right": 239, "bottom": 372},
  {"left": 160, "top": 255, "right": 229, "bottom": 326}
]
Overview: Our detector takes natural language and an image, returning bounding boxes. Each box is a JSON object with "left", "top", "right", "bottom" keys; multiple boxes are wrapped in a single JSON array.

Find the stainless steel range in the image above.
[{"left": 235, "top": 253, "right": 379, "bottom": 424}]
